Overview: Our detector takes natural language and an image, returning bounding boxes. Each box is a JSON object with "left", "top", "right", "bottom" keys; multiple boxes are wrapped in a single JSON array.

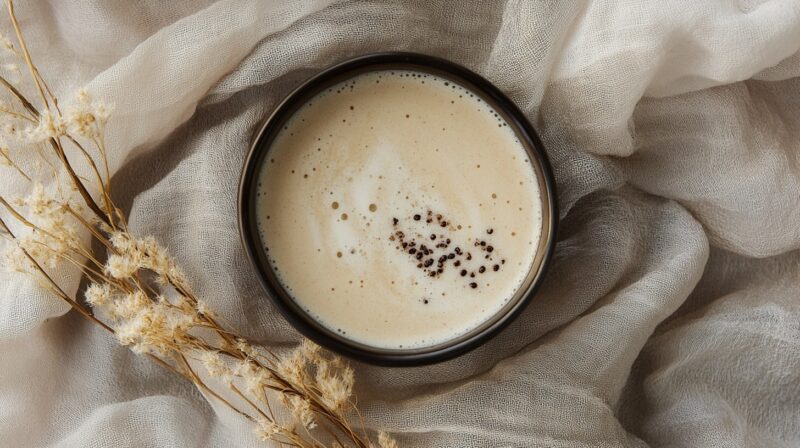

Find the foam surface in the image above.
[{"left": 256, "top": 70, "right": 542, "bottom": 349}]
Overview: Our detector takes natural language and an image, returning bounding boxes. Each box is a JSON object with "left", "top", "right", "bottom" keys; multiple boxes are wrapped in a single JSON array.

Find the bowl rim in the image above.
[{"left": 238, "top": 52, "right": 558, "bottom": 366}]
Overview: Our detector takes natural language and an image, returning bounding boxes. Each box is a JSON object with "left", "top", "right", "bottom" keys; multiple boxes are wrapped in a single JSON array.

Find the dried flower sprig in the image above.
[{"left": 0, "top": 2, "right": 397, "bottom": 447}]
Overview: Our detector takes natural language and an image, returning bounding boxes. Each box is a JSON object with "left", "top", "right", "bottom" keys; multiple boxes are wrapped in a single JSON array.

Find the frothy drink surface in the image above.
[{"left": 256, "top": 70, "right": 542, "bottom": 349}]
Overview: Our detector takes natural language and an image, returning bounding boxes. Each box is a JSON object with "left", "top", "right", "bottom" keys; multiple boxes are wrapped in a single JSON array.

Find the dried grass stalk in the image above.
[{"left": 0, "top": 2, "right": 397, "bottom": 447}]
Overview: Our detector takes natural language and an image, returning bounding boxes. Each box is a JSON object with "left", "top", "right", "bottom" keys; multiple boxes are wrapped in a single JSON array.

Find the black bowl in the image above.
[{"left": 239, "top": 52, "right": 557, "bottom": 366}]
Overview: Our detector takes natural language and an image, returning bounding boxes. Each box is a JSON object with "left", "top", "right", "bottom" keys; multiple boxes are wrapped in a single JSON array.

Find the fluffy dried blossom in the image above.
[
  {"left": 316, "top": 360, "right": 355, "bottom": 411},
  {"left": 231, "top": 359, "right": 272, "bottom": 400},
  {"left": 194, "top": 300, "right": 213, "bottom": 317},
  {"left": 9, "top": 185, "right": 80, "bottom": 268},
  {"left": 233, "top": 337, "right": 259, "bottom": 358},
  {"left": 104, "top": 290, "right": 149, "bottom": 321},
  {"left": 67, "top": 89, "right": 110, "bottom": 139},
  {"left": 84, "top": 283, "right": 112, "bottom": 307},
  {"left": 108, "top": 231, "right": 133, "bottom": 252},
  {"left": 108, "top": 231, "right": 189, "bottom": 288},
  {"left": 1, "top": 241, "right": 29, "bottom": 273},
  {"left": 199, "top": 350, "right": 231, "bottom": 381},
  {"left": 24, "top": 111, "right": 66, "bottom": 143},
  {"left": 277, "top": 343, "right": 308, "bottom": 385},
  {"left": 243, "top": 363, "right": 271, "bottom": 399},
  {"left": 105, "top": 253, "right": 138, "bottom": 279},
  {"left": 113, "top": 298, "right": 198, "bottom": 356},
  {"left": 254, "top": 417, "right": 282, "bottom": 442},
  {"left": 378, "top": 432, "right": 399, "bottom": 448},
  {"left": 282, "top": 394, "right": 317, "bottom": 430},
  {"left": 300, "top": 338, "right": 321, "bottom": 360},
  {"left": 0, "top": 5, "right": 385, "bottom": 445},
  {"left": 18, "top": 183, "right": 55, "bottom": 217},
  {"left": 17, "top": 234, "right": 53, "bottom": 268}
]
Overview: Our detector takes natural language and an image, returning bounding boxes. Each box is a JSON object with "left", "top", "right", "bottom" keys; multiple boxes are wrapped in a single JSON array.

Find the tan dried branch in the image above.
[{"left": 0, "top": 1, "right": 397, "bottom": 447}]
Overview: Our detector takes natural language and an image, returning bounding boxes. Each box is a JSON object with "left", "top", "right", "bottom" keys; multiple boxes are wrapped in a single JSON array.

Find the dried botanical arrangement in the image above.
[{"left": 0, "top": 1, "right": 395, "bottom": 446}]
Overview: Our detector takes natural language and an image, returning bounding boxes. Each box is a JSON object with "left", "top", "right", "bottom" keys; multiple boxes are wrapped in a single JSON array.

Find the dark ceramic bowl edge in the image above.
[{"left": 238, "top": 52, "right": 558, "bottom": 367}]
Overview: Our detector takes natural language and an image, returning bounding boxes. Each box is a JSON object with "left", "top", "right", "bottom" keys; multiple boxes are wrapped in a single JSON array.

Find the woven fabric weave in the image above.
[{"left": 1, "top": 1, "right": 799, "bottom": 446}]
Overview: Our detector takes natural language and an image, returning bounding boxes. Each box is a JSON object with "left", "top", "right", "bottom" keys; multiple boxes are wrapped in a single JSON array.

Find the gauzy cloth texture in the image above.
[{"left": 1, "top": 1, "right": 799, "bottom": 447}]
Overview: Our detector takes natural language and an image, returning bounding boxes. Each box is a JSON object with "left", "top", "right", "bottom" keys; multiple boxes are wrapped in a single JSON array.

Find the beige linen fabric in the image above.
[{"left": 1, "top": 0, "right": 799, "bottom": 446}]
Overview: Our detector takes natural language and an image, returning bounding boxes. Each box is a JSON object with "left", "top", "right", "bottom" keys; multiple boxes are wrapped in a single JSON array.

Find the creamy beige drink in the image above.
[{"left": 255, "top": 70, "right": 542, "bottom": 350}]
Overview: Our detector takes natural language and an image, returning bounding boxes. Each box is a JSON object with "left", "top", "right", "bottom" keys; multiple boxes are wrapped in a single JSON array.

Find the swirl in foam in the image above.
[{"left": 256, "top": 70, "right": 542, "bottom": 350}]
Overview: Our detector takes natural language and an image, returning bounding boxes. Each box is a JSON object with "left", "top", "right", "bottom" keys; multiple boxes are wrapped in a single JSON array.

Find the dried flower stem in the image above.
[
  {"left": 5, "top": 0, "right": 47, "bottom": 108},
  {"left": 0, "top": 73, "right": 35, "bottom": 116},
  {"left": 0, "top": 215, "right": 111, "bottom": 331},
  {"left": 0, "top": 2, "right": 398, "bottom": 447},
  {"left": 50, "top": 138, "right": 111, "bottom": 225},
  {"left": 0, "top": 21, "right": 111, "bottom": 227}
]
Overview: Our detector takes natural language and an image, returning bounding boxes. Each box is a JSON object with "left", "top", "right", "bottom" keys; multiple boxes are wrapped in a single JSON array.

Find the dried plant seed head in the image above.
[
  {"left": 300, "top": 338, "right": 321, "bottom": 360},
  {"left": 66, "top": 89, "right": 112, "bottom": 139},
  {"left": 243, "top": 363, "right": 271, "bottom": 398},
  {"left": 317, "top": 362, "right": 355, "bottom": 411},
  {"left": 254, "top": 417, "right": 282, "bottom": 441},
  {"left": 75, "top": 89, "right": 90, "bottom": 105},
  {"left": 22, "top": 183, "right": 54, "bottom": 216},
  {"left": 105, "top": 253, "right": 138, "bottom": 279},
  {"left": 284, "top": 394, "right": 317, "bottom": 430},
  {"left": 199, "top": 350, "right": 231, "bottom": 379},
  {"left": 109, "top": 231, "right": 133, "bottom": 251},
  {"left": 378, "top": 431, "right": 399, "bottom": 448},
  {"left": 1, "top": 241, "right": 29, "bottom": 273},
  {"left": 277, "top": 345, "right": 308, "bottom": 385},
  {"left": 0, "top": 12, "right": 376, "bottom": 446},
  {"left": 24, "top": 112, "right": 67, "bottom": 143},
  {"left": 84, "top": 283, "right": 111, "bottom": 307},
  {"left": 195, "top": 300, "right": 213, "bottom": 317}
]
